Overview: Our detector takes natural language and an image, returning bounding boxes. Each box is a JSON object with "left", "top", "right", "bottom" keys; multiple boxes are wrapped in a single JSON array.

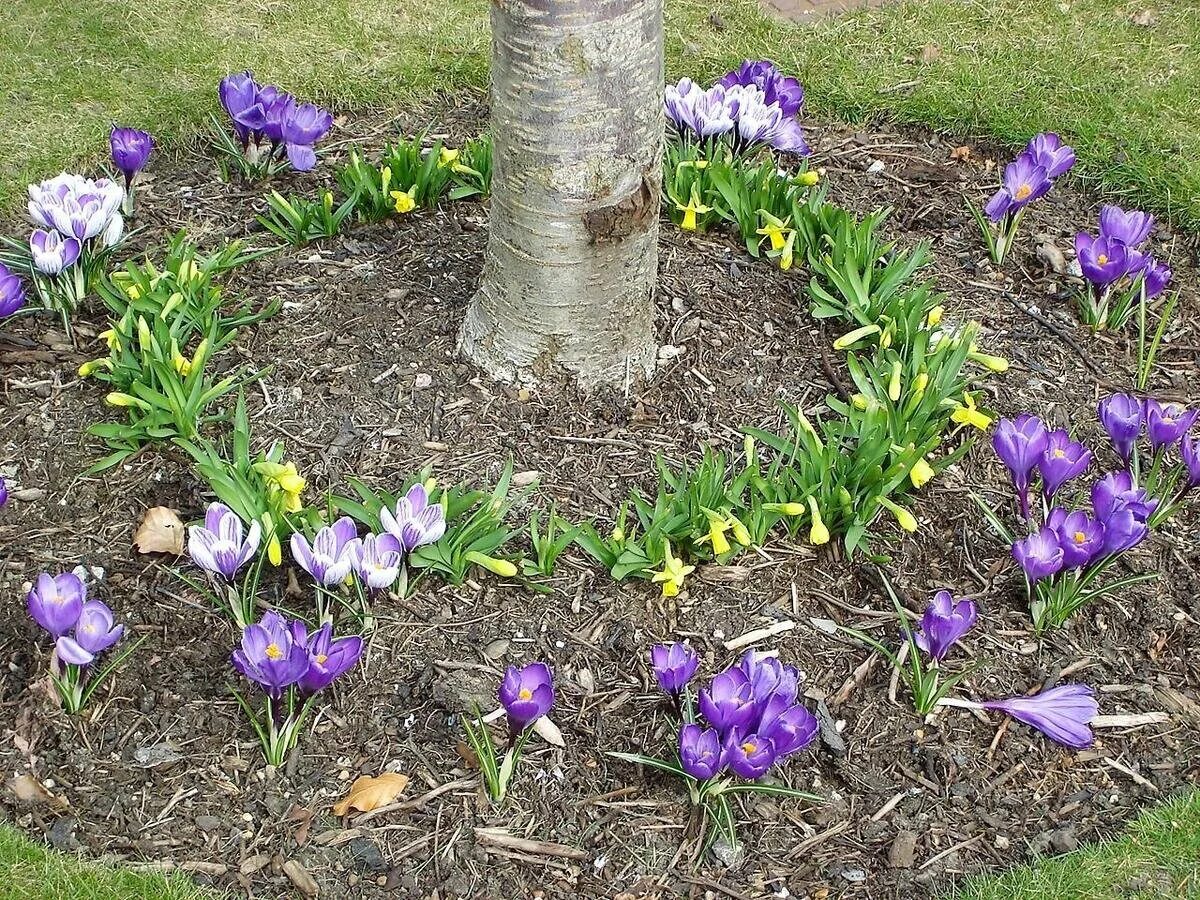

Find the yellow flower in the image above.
[
  {"left": 779, "top": 230, "right": 797, "bottom": 271},
  {"left": 951, "top": 392, "right": 993, "bottom": 431},
  {"left": 807, "top": 496, "right": 829, "bottom": 545},
  {"left": 136, "top": 316, "right": 152, "bottom": 354},
  {"left": 700, "top": 509, "right": 732, "bottom": 555},
  {"left": 888, "top": 360, "right": 902, "bottom": 402},
  {"left": 728, "top": 513, "right": 751, "bottom": 547},
  {"left": 970, "top": 351, "right": 1010, "bottom": 373},
  {"left": 833, "top": 324, "right": 881, "bottom": 351},
  {"left": 126, "top": 284, "right": 142, "bottom": 301},
  {"left": 190, "top": 339, "right": 210, "bottom": 373},
  {"left": 913, "top": 372, "right": 929, "bottom": 395},
  {"left": 256, "top": 460, "right": 307, "bottom": 498},
  {"left": 796, "top": 411, "right": 823, "bottom": 448},
  {"left": 676, "top": 188, "right": 711, "bottom": 232},
  {"left": 743, "top": 435, "right": 756, "bottom": 467},
  {"left": 170, "top": 339, "right": 192, "bottom": 376},
  {"left": 380, "top": 165, "right": 392, "bottom": 198},
  {"left": 268, "top": 534, "right": 283, "bottom": 566},
  {"left": 675, "top": 159, "right": 709, "bottom": 172},
  {"left": 105, "top": 392, "right": 149, "bottom": 409},
  {"left": 466, "top": 551, "right": 518, "bottom": 577},
  {"left": 756, "top": 211, "right": 791, "bottom": 252},
  {"left": 323, "top": 191, "right": 334, "bottom": 215},
  {"left": 910, "top": 457, "right": 935, "bottom": 489},
  {"left": 851, "top": 393, "right": 870, "bottom": 411},
  {"left": 651, "top": 540, "right": 695, "bottom": 598},
  {"left": 766, "top": 501, "right": 805, "bottom": 516},
  {"left": 926, "top": 305, "right": 944, "bottom": 328},
  {"left": 391, "top": 187, "right": 418, "bottom": 214},
  {"left": 880, "top": 497, "right": 918, "bottom": 533},
  {"left": 439, "top": 147, "right": 460, "bottom": 168},
  {"left": 611, "top": 525, "right": 625, "bottom": 543},
  {"left": 879, "top": 328, "right": 893, "bottom": 350},
  {"left": 795, "top": 170, "right": 820, "bottom": 186},
  {"left": 78, "top": 358, "right": 112, "bottom": 377},
  {"left": 99, "top": 328, "right": 121, "bottom": 353}
]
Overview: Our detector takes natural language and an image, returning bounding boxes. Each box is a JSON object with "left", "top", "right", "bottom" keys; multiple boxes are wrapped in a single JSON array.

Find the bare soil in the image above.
[{"left": 1, "top": 100, "right": 1198, "bottom": 899}]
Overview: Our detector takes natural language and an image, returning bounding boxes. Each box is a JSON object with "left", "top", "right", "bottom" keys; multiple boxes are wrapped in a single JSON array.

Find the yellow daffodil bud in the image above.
[
  {"left": 926, "top": 305, "right": 944, "bottom": 328},
  {"left": 126, "top": 284, "right": 142, "bottom": 301},
  {"left": 744, "top": 435, "right": 756, "bottom": 467},
  {"left": 611, "top": 525, "right": 625, "bottom": 543},
  {"left": 439, "top": 147, "right": 461, "bottom": 167},
  {"left": 171, "top": 339, "right": 192, "bottom": 376},
  {"left": 466, "top": 551, "right": 518, "bottom": 577},
  {"left": 99, "top": 328, "right": 121, "bottom": 353},
  {"left": 391, "top": 187, "right": 417, "bottom": 214},
  {"left": 136, "top": 316, "right": 152, "bottom": 353},
  {"left": 914, "top": 372, "right": 929, "bottom": 395},
  {"left": 851, "top": 393, "right": 869, "bottom": 411},
  {"left": 833, "top": 323, "right": 881, "bottom": 351},
  {"left": 324, "top": 191, "right": 334, "bottom": 215},
  {"left": 766, "top": 502, "right": 806, "bottom": 516},
  {"left": 105, "top": 392, "right": 148, "bottom": 409},
  {"left": 880, "top": 497, "right": 918, "bottom": 533},
  {"left": 795, "top": 170, "right": 820, "bottom": 186},
  {"left": 970, "top": 351, "right": 1010, "bottom": 373},
  {"left": 177, "top": 259, "right": 199, "bottom": 282},
  {"left": 380, "top": 165, "right": 392, "bottom": 197},
  {"left": 160, "top": 291, "right": 184, "bottom": 320},
  {"left": 879, "top": 328, "right": 893, "bottom": 350},
  {"left": 807, "top": 496, "right": 830, "bottom": 546},
  {"left": 779, "top": 230, "right": 796, "bottom": 271},
  {"left": 729, "top": 515, "right": 751, "bottom": 547},
  {"left": 910, "top": 457, "right": 935, "bottom": 489},
  {"left": 190, "top": 339, "right": 210, "bottom": 372},
  {"left": 78, "top": 358, "right": 112, "bottom": 377},
  {"left": 268, "top": 534, "right": 282, "bottom": 566},
  {"left": 888, "top": 360, "right": 902, "bottom": 402}
]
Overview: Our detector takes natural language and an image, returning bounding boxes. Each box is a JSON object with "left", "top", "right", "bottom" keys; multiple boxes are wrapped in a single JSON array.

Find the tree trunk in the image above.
[{"left": 459, "top": 0, "right": 663, "bottom": 388}]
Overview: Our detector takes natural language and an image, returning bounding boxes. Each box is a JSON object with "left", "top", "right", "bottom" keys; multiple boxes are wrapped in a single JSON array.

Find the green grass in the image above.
[
  {"left": 953, "top": 790, "right": 1200, "bottom": 899},
  {"left": 0, "top": 825, "right": 219, "bottom": 900},
  {"left": 1, "top": 0, "right": 1198, "bottom": 225}
]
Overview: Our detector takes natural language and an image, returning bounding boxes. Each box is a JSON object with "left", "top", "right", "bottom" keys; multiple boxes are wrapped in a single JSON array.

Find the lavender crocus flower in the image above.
[
  {"left": 1038, "top": 429, "right": 1092, "bottom": 499},
  {"left": 29, "top": 229, "right": 81, "bottom": 276},
  {"left": 219, "top": 71, "right": 266, "bottom": 146},
  {"left": 1075, "top": 233, "right": 1129, "bottom": 287},
  {"left": 1012, "top": 526, "right": 1065, "bottom": 583},
  {"left": 110, "top": 127, "right": 154, "bottom": 186},
  {"left": 257, "top": 86, "right": 294, "bottom": 147},
  {"left": 664, "top": 78, "right": 735, "bottom": 139},
  {"left": 1098, "top": 205, "right": 1153, "bottom": 247},
  {"left": 757, "top": 700, "right": 818, "bottom": 757},
  {"left": 27, "top": 571, "right": 86, "bottom": 637},
  {"left": 650, "top": 643, "right": 699, "bottom": 697},
  {"left": 1182, "top": 435, "right": 1200, "bottom": 488},
  {"left": 189, "top": 502, "right": 261, "bottom": 580},
  {"left": 992, "top": 414, "right": 1049, "bottom": 518},
  {"left": 724, "top": 732, "right": 777, "bottom": 779},
  {"left": 1047, "top": 508, "right": 1104, "bottom": 568},
  {"left": 291, "top": 621, "right": 363, "bottom": 696},
  {"left": 727, "top": 85, "right": 810, "bottom": 154},
  {"left": 499, "top": 662, "right": 555, "bottom": 732},
  {"left": 1092, "top": 471, "right": 1158, "bottom": 522},
  {"left": 1024, "top": 133, "right": 1076, "bottom": 178},
  {"left": 1141, "top": 260, "right": 1171, "bottom": 298},
  {"left": 290, "top": 516, "right": 358, "bottom": 586},
  {"left": 982, "top": 683, "right": 1097, "bottom": 749},
  {"left": 27, "top": 174, "right": 124, "bottom": 243},
  {"left": 0, "top": 476, "right": 6, "bottom": 507},
  {"left": 1144, "top": 400, "right": 1197, "bottom": 450},
  {"left": 281, "top": 102, "right": 333, "bottom": 171},
  {"left": 0, "top": 263, "right": 25, "bottom": 317},
  {"left": 913, "top": 590, "right": 977, "bottom": 662},
  {"left": 717, "top": 60, "right": 805, "bottom": 118},
  {"left": 380, "top": 484, "right": 446, "bottom": 551},
  {"left": 55, "top": 600, "right": 124, "bottom": 667},
  {"left": 698, "top": 667, "right": 757, "bottom": 733},
  {"left": 737, "top": 649, "right": 799, "bottom": 710},
  {"left": 347, "top": 533, "right": 403, "bottom": 591},
  {"left": 232, "top": 610, "right": 311, "bottom": 697},
  {"left": 1098, "top": 394, "right": 1144, "bottom": 462},
  {"left": 678, "top": 723, "right": 725, "bottom": 780},
  {"left": 985, "top": 153, "right": 1051, "bottom": 222}
]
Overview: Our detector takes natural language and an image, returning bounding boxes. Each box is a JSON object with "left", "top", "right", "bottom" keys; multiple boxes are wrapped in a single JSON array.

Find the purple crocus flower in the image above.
[
  {"left": 1075, "top": 233, "right": 1129, "bottom": 287},
  {"left": 757, "top": 701, "right": 818, "bottom": 757},
  {"left": 1024, "top": 133, "right": 1076, "bottom": 178},
  {"left": 281, "top": 102, "right": 333, "bottom": 171},
  {"left": 55, "top": 600, "right": 124, "bottom": 667},
  {"left": 724, "top": 731, "right": 777, "bottom": 779},
  {"left": 232, "top": 610, "right": 311, "bottom": 698},
  {"left": 257, "top": 86, "right": 294, "bottom": 146},
  {"left": 1098, "top": 507, "right": 1149, "bottom": 556},
  {"left": 1047, "top": 508, "right": 1104, "bottom": 568},
  {"left": 29, "top": 229, "right": 81, "bottom": 276},
  {"left": 346, "top": 533, "right": 403, "bottom": 591},
  {"left": 499, "top": 662, "right": 555, "bottom": 731},
  {"left": 1141, "top": 260, "right": 1171, "bottom": 298},
  {"left": 678, "top": 723, "right": 724, "bottom": 780},
  {"left": 1098, "top": 205, "right": 1153, "bottom": 247},
  {"left": 992, "top": 414, "right": 1049, "bottom": 518},
  {"left": 717, "top": 60, "right": 805, "bottom": 118},
  {"left": 0, "top": 263, "right": 26, "bottom": 317},
  {"left": 0, "top": 476, "right": 7, "bottom": 507},
  {"left": 913, "top": 590, "right": 978, "bottom": 662},
  {"left": 219, "top": 71, "right": 265, "bottom": 146},
  {"left": 985, "top": 153, "right": 1051, "bottom": 222},
  {"left": 290, "top": 516, "right": 358, "bottom": 586},
  {"left": 698, "top": 667, "right": 757, "bottom": 733},
  {"left": 664, "top": 78, "right": 735, "bottom": 139},
  {"left": 27, "top": 174, "right": 124, "bottom": 243},
  {"left": 189, "top": 502, "right": 261, "bottom": 580},
  {"left": 291, "top": 621, "right": 363, "bottom": 696},
  {"left": 380, "top": 484, "right": 446, "bottom": 552},
  {"left": 1098, "top": 394, "right": 1144, "bottom": 462},
  {"left": 1038, "top": 429, "right": 1092, "bottom": 499},
  {"left": 737, "top": 650, "right": 799, "bottom": 706},
  {"left": 27, "top": 571, "right": 86, "bottom": 637},
  {"left": 110, "top": 127, "right": 154, "bottom": 186},
  {"left": 650, "top": 643, "right": 699, "bottom": 697},
  {"left": 1182, "top": 435, "right": 1200, "bottom": 487},
  {"left": 982, "top": 683, "right": 1097, "bottom": 749},
  {"left": 1092, "top": 471, "right": 1158, "bottom": 522},
  {"left": 1012, "top": 526, "right": 1065, "bottom": 583},
  {"left": 727, "top": 86, "right": 810, "bottom": 154},
  {"left": 1144, "top": 400, "right": 1197, "bottom": 451}
]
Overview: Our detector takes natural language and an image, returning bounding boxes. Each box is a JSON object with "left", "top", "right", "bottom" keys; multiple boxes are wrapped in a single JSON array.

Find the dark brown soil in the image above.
[{"left": 1, "top": 99, "right": 1199, "bottom": 900}]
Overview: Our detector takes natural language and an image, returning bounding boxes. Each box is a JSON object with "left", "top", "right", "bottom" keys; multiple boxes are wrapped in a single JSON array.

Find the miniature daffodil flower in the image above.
[
  {"left": 888, "top": 360, "right": 902, "bottom": 401},
  {"left": 438, "top": 147, "right": 460, "bottom": 167},
  {"left": 755, "top": 211, "right": 791, "bottom": 252},
  {"left": 728, "top": 514, "right": 751, "bottom": 547},
  {"left": 833, "top": 323, "right": 881, "bottom": 351},
  {"left": 806, "top": 496, "right": 830, "bottom": 545},
  {"left": 951, "top": 392, "right": 993, "bottom": 431},
  {"left": 99, "top": 328, "right": 120, "bottom": 353},
  {"left": 926, "top": 305, "right": 944, "bottom": 328},
  {"left": 170, "top": 338, "right": 192, "bottom": 376},
  {"left": 700, "top": 509, "right": 732, "bottom": 555},
  {"left": 795, "top": 170, "right": 820, "bottom": 187},
  {"left": 910, "top": 457, "right": 935, "bottom": 488},
  {"left": 880, "top": 497, "right": 918, "bottom": 533},
  {"left": 652, "top": 540, "right": 695, "bottom": 598},
  {"left": 676, "top": 188, "right": 711, "bottom": 232},
  {"left": 466, "top": 551, "right": 518, "bottom": 577},
  {"left": 779, "top": 230, "right": 796, "bottom": 271},
  {"left": 970, "top": 350, "right": 1010, "bottom": 373},
  {"left": 78, "top": 358, "right": 112, "bottom": 377},
  {"left": 391, "top": 186, "right": 418, "bottom": 214}
]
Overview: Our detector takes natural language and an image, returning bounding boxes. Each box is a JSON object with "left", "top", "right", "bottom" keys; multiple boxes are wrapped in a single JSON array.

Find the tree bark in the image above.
[{"left": 459, "top": 0, "right": 663, "bottom": 388}]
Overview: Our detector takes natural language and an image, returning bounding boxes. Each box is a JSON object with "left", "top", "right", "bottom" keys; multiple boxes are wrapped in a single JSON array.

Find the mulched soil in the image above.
[{"left": 1, "top": 96, "right": 1199, "bottom": 900}]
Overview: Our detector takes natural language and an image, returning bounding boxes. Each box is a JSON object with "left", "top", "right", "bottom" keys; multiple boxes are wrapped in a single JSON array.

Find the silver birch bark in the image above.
[{"left": 459, "top": 0, "right": 663, "bottom": 388}]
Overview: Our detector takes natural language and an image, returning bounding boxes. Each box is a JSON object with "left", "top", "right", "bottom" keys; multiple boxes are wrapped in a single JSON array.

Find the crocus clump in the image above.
[
  {"left": 974, "top": 132, "right": 1075, "bottom": 265},
  {"left": 985, "top": 398, "right": 1195, "bottom": 629},
  {"left": 27, "top": 570, "right": 130, "bottom": 713},
  {"left": 110, "top": 126, "right": 154, "bottom": 215},
  {"left": 0, "top": 262, "right": 26, "bottom": 319},
  {"left": 463, "top": 661, "right": 556, "bottom": 803},
  {"left": 1075, "top": 204, "right": 1172, "bottom": 330},
  {"left": 218, "top": 71, "right": 333, "bottom": 175},
  {"left": 665, "top": 59, "right": 809, "bottom": 155},
  {"left": 231, "top": 610, "right": 362, "bottom": 765}
]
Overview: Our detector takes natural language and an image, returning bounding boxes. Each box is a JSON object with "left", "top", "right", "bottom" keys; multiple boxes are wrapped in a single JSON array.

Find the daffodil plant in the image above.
[
  {"left": 257, "top": 189, "right": 356, "bottom": 247},
  {"left": 663, "top": 138, "right": 723, "bottom": 234},
  {"left": 709, "top": 155, "right": 824, "bottom": 262},
  {"left": 448, "top": 134, "right": 493, "bottom": 200}
]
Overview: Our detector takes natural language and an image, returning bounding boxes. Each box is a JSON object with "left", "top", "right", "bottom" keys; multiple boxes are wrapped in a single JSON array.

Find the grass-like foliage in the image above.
[{"left": 257, "top": 189, "right": 357, "bottom": 246}]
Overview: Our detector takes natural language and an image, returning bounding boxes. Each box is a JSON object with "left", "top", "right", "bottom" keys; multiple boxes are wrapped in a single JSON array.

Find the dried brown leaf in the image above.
[
  {"left": 134, "top": 506, "right": 185, "bottom": 555},
  {"left": 950, "top": 145, "right": 972, "bottom": 162},
  {"left": 7, "top": 773, "right": 68, "bottom": 809},
  {"left": 331, "top": 772, "right": 410, "bottom": 816}
]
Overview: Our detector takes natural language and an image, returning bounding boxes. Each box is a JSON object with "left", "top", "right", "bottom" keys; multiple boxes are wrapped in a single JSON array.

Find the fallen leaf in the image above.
[
  {"left": 282, "top": 859, "right": 319, "bottom": 897},
  {"left": 456, "top": 739, "right": 479, "bottom": 769},
  {"left": 532, "top": 716, "right": 565, "bottom": 748},
  {"left": 919, "top": 43, "right": 941, "bottom": 64},
  {"left": 134, "top": 507, "right": 185, "bottom": 555},
  {"left": 1037, "top": 240, "right": 1068, "bottom": 275},
  {"left": 7, "top": 774, "right": 68, "bottom": 809},
  {"left": 950, "top": 145, "right": 972, "bottom": 162},
  {"left": 332, "top": 772, "right": 410, "bottom": 816},
  {"left": 287, "top": 803, "right": 315, "bottom": 847}
]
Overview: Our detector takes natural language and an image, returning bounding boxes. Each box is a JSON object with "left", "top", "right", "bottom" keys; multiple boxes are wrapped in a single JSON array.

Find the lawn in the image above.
[{"left": 0, "top": 0, "right": 1198, "bottom": 226}]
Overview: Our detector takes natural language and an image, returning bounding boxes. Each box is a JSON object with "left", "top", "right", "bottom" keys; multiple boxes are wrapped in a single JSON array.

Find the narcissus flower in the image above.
[
  {"left": 880, "top": 497, "right": 917, "bottom": 532},
  {"left": 651, "top": 540, "right": 694, "bottom": 598},
  {"left": 676, "top": 188, "right": 711, "bottom": 232},
  {"left": 909, "top": 456, "right": 936, "bottom": 489},
  {"left": 391, "top": 186, "right": 417, "bottom": 214},
  {"left": 806, "top": 496, "right": 829, "bottom": 545},
  {"left": 466, "top": 552, "right": 519, "bottom": 577}
]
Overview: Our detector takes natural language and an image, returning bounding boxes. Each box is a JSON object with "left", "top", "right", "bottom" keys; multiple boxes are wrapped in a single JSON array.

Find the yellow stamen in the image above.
[
  {"left": 265, "top": 643, "right": 282, "bottom": 660},
  {"left": 518, "top": 688, "right": 532, "bottom": 701}
]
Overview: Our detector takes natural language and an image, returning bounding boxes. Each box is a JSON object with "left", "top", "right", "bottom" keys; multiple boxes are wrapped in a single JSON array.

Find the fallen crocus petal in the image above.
[{"left": 981, "top": 683, "right": 1098, "bottom": 749}]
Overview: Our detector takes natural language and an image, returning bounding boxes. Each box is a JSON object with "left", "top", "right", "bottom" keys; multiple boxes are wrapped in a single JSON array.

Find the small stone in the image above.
[
  {"left": 283, "top": 860, "right": 319, "bottom": 896},
  {"left": 414, "top": 373, "right": 432, "bottom": 390},
  {"left": 386, "top": 288, "right": 409, "bottom": 301},
  {"left": 483, "top": 638, "right": 510, "bottom": 660},
  {"left": 888, "top": 830, "right": 918, "bottom": 869},
  {"left": 1051, "top": 825, "right": 1078, "bottom": 853},
  {"left": 348, "top": 836, "right": 388, "bottom": 873},
  {"left": 866, "top": 159, "right": 886, "bottom": 174},
  {"left": 195, "top": 815, "right": 223, "bottom": 833}
]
